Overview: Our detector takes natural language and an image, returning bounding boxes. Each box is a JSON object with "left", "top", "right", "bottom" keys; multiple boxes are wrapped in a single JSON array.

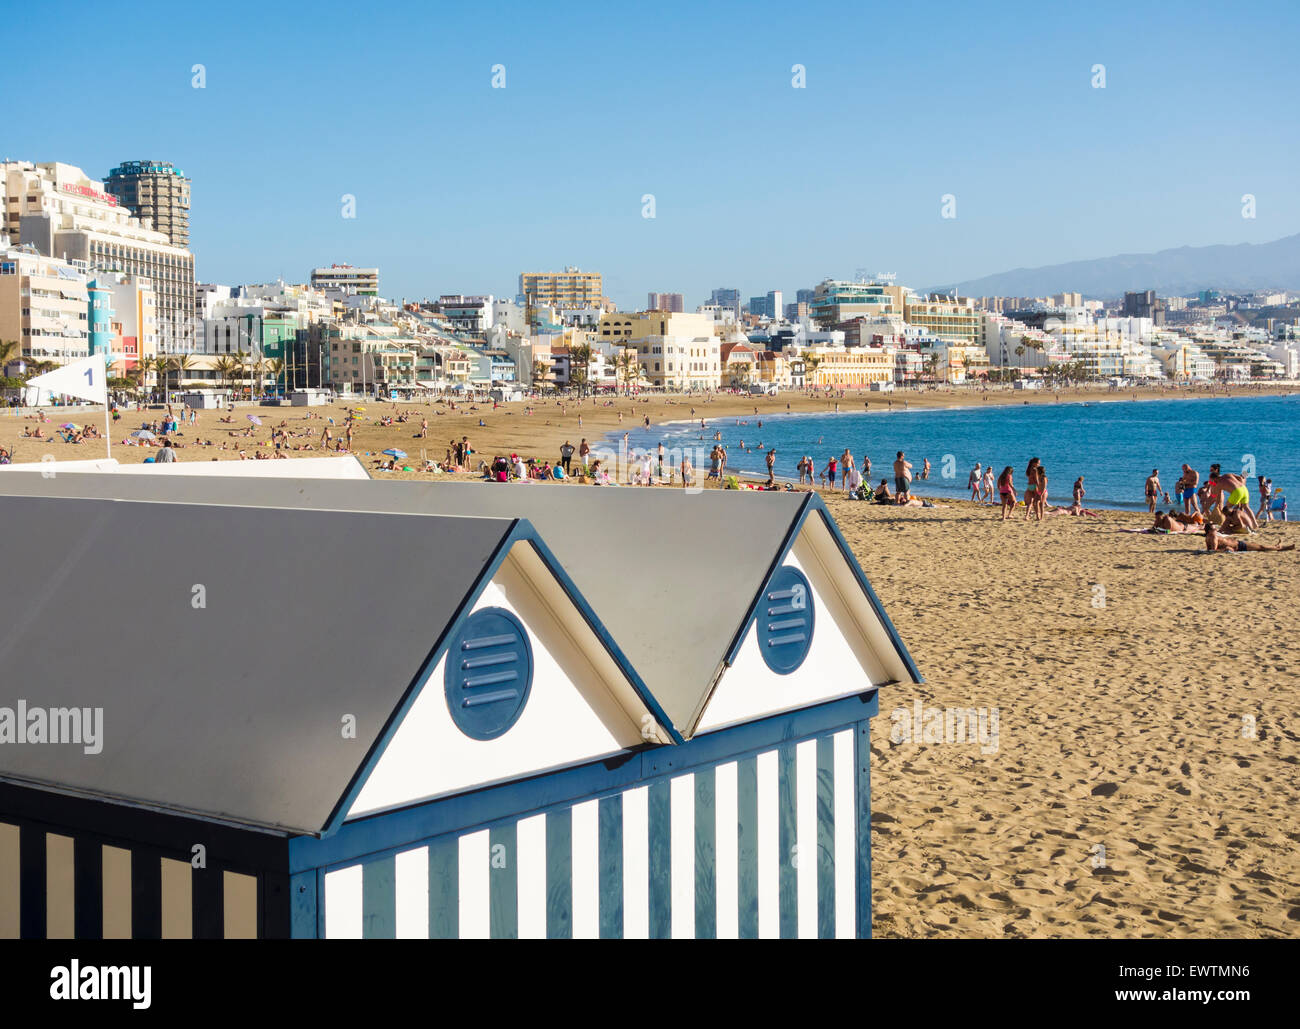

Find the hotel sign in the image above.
[{"left": 61, "top": 183, "right": 118, "bottom": 206}]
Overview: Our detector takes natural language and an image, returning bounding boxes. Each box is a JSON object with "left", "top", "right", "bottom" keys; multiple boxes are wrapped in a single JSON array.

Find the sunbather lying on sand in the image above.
[{"left": 1204, "top": 523, "right": 1294, "bottom": 553}]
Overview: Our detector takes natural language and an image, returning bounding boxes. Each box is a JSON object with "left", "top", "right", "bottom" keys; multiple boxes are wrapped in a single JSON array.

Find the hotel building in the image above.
[
  {"left": 103, "top": 161, "right": 191, "bottom": 248},
  {"left": 1, "top": 161, "right": 195, "bottom": 355},
  {"left": 520, "top": 267, "right": 604, "bottom": 310}
]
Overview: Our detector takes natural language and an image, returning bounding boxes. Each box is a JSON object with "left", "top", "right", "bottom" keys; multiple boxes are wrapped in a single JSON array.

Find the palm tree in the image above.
[
  {"left": 213, "top": 356, "right": 236, "bottom": 392},
  {"left": 615, "top": 350, "right": 638, "bottom": 395},
  {"left": 0, "top": 339, "right": 20, "bottom": 374},
  {"left": 149, "top": 356, "right": 170, "bottom": 399},
  {"left": 568, "top": 342, "right": 593, "bottom": 397},
  {"left": 266, "top": 358, "right": 285, "bottom": 396},
  {"left": 173, "top": 354, "right": 193, "bottom": 393}
]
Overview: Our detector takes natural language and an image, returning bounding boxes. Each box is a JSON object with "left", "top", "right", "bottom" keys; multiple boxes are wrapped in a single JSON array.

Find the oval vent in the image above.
[
  {"left": 758, "top": 566, "right": 815, "bottom": 675},
  {"left": 444, "top": 607, "right": 533, "bottom": 740}
]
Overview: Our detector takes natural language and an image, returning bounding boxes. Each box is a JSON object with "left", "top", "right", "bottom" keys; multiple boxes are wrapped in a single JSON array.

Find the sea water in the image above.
[{"left": 607, "top": 394, "right": 1300, "bottom": 511}]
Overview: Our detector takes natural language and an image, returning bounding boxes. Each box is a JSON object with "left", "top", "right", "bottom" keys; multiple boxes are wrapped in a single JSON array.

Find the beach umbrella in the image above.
[
  {"left": 130, "top": 429, "right": 156, "bottom": 440},
  {"left": 246, "top": 414, "right": 263, "bottom": 426},
  {"left": 383, "top": 449, "right": 407, "bottom": 459}
]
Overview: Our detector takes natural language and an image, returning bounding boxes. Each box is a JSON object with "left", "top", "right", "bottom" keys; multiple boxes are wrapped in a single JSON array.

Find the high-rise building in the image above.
[
  {"left": 103, "top": 161, "right": 191, "bottom": 248},
  {"left": 520, "top": 267, "right": 604, "bottom": 309},
  {"left": 646, "top": 292, "right": 684, "bottom": 312},
  {"left": 709, "top": 287, "right": 740, "bottom": 315},
  {"left": 311, "top": 265, "right": 379, "bottom": 296},
  {"left": 1122, "top": 289, "right": 1166, "bottom": 326},
  {"left": 747, "top": 291, "right": 784, "bottom": 319},
  {"left": 796, "top": 288, "right": 816, "bottom": 305},
  {"left": 2, "top": 161, "right": 196, "bottom": 354}
]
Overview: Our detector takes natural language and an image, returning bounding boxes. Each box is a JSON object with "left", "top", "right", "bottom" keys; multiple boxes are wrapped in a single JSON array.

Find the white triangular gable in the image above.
[
  {"left": 694, "top": 512, "right": 908, "bottom": 735},
  {"left": 346, "top": 540, "right": 668, "bottom": 819}
]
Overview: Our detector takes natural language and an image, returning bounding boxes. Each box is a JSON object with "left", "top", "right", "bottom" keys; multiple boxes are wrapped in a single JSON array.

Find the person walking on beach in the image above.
[
  {"left": 1145, "top": 469, "right": 1161, "bottom": 513},
  {"left": 578, "top": 438, "right": 590, "bottom": 469},
  {"left": 981, "top": 464, "right": 995, "bottom": 505},
  {"left": 766, "top": 448, "right": 776, "bottom": 486},
  {"left": 1074, "top": 476, "right": 1086, "bottom": 507},
  {"left": 1257, "top": 477, "right": 1273, "bottom": 522},
  {"left": 560, "top": 440, "right": 575, "bottom": 474},
  {"left": 893, "top": 451, "right": 912, "bottom": 502},
  {"left": 1022, "top": 458, "right": 1040, "bottom": 521},
  {"left": 1034, "top": 465, "right": 1049, "bottom": 521},
  {"left": 681, "top": 454, "right": 693, "bottom": 489},
  {"left": 997, "top": 466, "right": 1016, "bottom": 520},
  {"left": 827, "top": 454, "right": 838, "bottom": 491},
  {"left": 1180, "top": 463, "right": 1200, "bottom": 515},
  {"left": 419, "top": 417, "right": 428, "bottom": 439},
  {"left": 657, "top": 441, "right": 665, "bottom": 480},
  {"left": 708, "top": 445, "right": 721, "bottom": 484},
  {"left": 969, "top": 463, "right": 982, "bottom": 501}
]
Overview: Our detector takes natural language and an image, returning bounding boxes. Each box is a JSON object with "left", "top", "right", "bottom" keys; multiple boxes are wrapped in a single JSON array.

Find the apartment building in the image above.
[
  {"left": 2, "top": 161, "right": 196, "bottom": 354},
  {"left": 520, "top": 267, "right": 604, "bottom": 309},
  {"left": 597, "top": 311, "right": 720, "bottom": 389},
  {"left": 803, "top": 345, "right": 895, "bottom": 387},
  {"left": 0, "top": 242, "right": 89, "bottom": 364},
  {"left": 646, "top": 292, "right": 684, "bottom": 313},
  {"left": 311, "top": 265, "right": 379, "bottom": 296}
]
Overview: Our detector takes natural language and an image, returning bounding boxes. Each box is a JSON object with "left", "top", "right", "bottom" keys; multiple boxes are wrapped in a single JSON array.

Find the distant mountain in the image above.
[{"left": 931, "top": 232, "right": 1300, "bottom": 299}]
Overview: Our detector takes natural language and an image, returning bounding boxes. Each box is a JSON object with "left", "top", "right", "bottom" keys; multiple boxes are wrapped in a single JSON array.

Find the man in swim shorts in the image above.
[
  {"left": 1145, "top": 469, "right": 1160, "bottom": 513},
  {"left": 893, "top": 450, "right": 912, "bottom": 502},
  {"left": 1208, "top": 465, "right": 1259, "bottom": 530},
  {"left": 1205, "top": 523, "right": 1293, "bottom": 553},
  {"left": 1179, "top": 464, "right": 1199, "bottom": 515}
]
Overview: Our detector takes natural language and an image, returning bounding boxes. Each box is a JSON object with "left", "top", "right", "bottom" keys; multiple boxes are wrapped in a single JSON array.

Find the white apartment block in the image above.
[{"left": 2, "top": 161, "right": 195, "bottom": 355}]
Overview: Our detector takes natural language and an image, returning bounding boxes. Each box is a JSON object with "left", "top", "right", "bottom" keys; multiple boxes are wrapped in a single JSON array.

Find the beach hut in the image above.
[{"left": 0, "top": 476, "right": 922, "bottom": 938}]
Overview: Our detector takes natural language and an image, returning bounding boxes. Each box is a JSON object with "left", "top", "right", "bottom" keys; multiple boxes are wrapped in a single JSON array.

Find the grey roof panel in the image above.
[
  {"left": 0, "top": 493, "right": 516, "bottom": 833},
  {"left": 0, "top": 475, "right": 811, "bottom": 734}
]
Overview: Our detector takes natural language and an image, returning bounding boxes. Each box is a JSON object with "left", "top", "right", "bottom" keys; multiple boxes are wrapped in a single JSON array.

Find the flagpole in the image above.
[{"left": 104, "top": 396, "right": 111, "bottom": 461}]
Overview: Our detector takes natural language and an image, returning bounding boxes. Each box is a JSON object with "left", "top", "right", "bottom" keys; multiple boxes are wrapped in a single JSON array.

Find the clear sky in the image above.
[{"left": 6, "top": 0, "right": 1298, "bottom": 308}]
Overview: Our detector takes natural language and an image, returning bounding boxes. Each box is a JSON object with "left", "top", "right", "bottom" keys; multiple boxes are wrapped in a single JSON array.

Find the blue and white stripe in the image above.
[{"left": 321, "top": 728, "right": 861, "bottom": 939}]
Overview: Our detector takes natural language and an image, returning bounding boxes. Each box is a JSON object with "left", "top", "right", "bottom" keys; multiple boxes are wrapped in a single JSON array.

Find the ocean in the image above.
[{"left": 606, "top": 394, "right": 1300, "bottom": 511}]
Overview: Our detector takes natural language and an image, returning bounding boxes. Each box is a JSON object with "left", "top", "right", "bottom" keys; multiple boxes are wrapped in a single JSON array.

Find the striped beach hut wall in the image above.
[{"left": 0, "top": 475, "right": 921, "bottom": 939}]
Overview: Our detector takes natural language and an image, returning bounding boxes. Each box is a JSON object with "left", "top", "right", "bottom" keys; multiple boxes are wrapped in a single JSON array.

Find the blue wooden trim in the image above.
[
  {"left": 777, "top": 744, "right": 798, "bottom": 939},
  {"left": 598, "top": 795, "right": 623, "bottom": 938},
  {"left": 694, "top": 767, "right": 716, "bottom": 939},
  {"left": 321, "top": 519, "right": 525, "bottom": 836},
  {"left": 523, "top": 536, "right": 684, "bottom": 746},
  {"left": 544, "top": 809, "right": 571, "bottom": 939},
  {"left": 428, "top": 835, "right": 458, "bottom": 940},
  {"left": 647, "top": 781, "right": 671, "bottom": 939},
  {"left": 722, "top": 494, "right": 814, "bottom": 667},
  {"left": 736, "top": 756, "right": 758, "bottom": 940},
  {"left": 322, "top": 518, "right": 671, "bottom": 837},
  {"left": 362, "top": 854, "right": 396, "bottom": 939},
  {"left": 855, "top": 719, "right": 872, "bottom": 940},
  {"left": 722, "top": 497, "right": 923, "bottom": 686},
  {"left": 815, "top": 735, "right": 835, "bottom": 940},
  {"left": 291, "top": 690, "right": 880, "bottom": 875},
  {"left": 489, "top": 823, "right": 517, "bottom": 939},
  {"left": 289, "top": 870, "right": 316, "bottom": 939}
]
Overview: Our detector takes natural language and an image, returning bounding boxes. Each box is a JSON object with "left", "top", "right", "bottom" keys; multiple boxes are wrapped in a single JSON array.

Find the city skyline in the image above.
[{"left": 5, "top": 0, "right": 1299, "bottom": 308}]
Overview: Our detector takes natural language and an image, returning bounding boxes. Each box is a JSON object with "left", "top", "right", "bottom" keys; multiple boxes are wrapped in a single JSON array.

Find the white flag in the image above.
[{"left": 26, "top": 355, "right": 107, "bottom": 405}]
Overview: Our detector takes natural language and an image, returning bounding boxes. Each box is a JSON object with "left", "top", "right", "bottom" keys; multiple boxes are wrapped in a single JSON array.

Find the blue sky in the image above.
[{"left": 6, "top": 0, "right": 1298, "bottom": 307}]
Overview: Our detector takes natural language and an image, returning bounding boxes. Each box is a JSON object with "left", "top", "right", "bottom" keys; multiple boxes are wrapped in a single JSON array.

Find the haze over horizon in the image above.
[{"left": 6, "top": 0, "right": 1299, "bottom": 308}]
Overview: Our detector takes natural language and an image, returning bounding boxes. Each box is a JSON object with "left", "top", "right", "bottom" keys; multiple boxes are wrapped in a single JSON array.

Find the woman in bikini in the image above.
[
  {"left": 1034, "top": 465, "right": 1048, "bottom": 521},
  {"left": 998, "top": 466, "right": 1016, "bottom": 521},
  {"left": 1022, "top": 458, "right": 1040, "bottom": 521}
]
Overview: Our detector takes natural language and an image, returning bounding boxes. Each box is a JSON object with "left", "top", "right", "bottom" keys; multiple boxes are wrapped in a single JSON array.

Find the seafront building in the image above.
[
  {"left": 103, "top": 160, "right": 191, "bottom": 248},
  {"left": 0, "top": 242, "right": 90, "bottom": 365},
  {"left": 310, "top": 265, "right": 378, "bottom": 296},
  {"left": 1, "top": 161, "right": 195, "bottom": 354}
]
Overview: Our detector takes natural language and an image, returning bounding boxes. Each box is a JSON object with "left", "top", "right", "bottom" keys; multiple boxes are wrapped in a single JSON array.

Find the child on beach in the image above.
[{"left": 998, "top": 466, "right": 1016, "bottom": 520}]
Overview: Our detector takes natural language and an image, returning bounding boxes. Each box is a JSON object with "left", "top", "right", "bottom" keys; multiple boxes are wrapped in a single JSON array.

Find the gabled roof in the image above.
[
  {"left": 0, "top": 494, "right": 658, "bottom": 835},
  {"left": 0, "top": 475, "right": 922, "bottom": 738}
]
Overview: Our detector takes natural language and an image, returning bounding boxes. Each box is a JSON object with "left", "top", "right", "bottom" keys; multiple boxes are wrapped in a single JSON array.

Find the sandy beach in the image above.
[{"left": 3, "top": 383, "right": 1296, "bottom": 938}]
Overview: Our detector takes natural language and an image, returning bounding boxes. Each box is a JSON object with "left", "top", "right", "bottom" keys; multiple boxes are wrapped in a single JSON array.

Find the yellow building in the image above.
[
  {"left": 804, "top": 346, "right": 895, "bottom": 387},
  {"left": 597, "top": 311, "right": 720, "bottom": 389},
  {"left": 520, "top": 267, "right": 604, "bottom": 309}
]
